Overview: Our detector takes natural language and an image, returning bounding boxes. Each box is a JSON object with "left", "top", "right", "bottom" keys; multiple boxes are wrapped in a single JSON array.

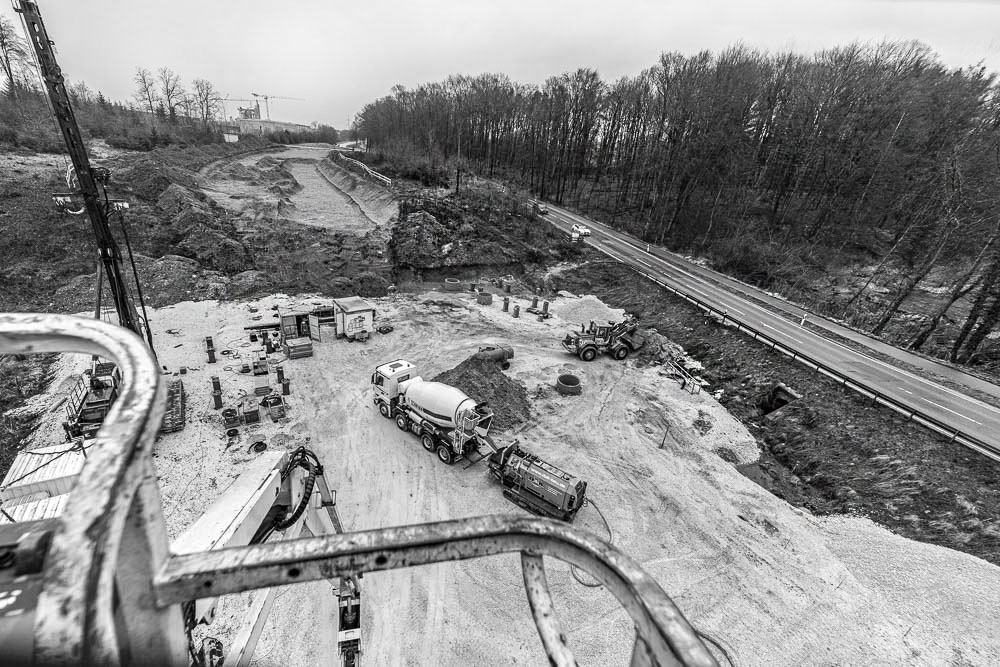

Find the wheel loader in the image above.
[{"left": 561, "top": 315, "right": 645, "bottom": 361}]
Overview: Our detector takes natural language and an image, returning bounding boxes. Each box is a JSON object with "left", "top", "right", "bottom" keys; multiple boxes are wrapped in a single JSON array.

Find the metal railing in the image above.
[
  {"left": 334, "top": 152, "right": 393, "bottom": 188},
  {"left": 0, "top": 313, "right": 717, "bottom": 666},
  {"left": 619, "top": 265, "right": 1000, "bottom": 463}
]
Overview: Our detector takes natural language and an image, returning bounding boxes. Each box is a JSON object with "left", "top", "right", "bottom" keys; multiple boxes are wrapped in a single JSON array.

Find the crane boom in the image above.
[{"left": 14, "top": 0, "right": 153, "bottom": 351}]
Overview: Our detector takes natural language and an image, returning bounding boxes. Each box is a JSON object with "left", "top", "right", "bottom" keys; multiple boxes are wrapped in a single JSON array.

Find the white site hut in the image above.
[{"left": 322, "top": 297, "right": 376, "bottom": 341}]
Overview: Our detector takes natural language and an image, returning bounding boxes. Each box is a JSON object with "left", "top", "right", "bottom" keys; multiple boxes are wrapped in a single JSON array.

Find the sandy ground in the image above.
[{"left": 34, "top": 288, "right": 982, "bottom": 667}]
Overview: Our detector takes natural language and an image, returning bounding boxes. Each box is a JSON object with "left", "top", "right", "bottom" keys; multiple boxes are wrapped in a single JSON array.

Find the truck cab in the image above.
[{"left": 371, "top": 359, "right": 418, "bottom": 418}]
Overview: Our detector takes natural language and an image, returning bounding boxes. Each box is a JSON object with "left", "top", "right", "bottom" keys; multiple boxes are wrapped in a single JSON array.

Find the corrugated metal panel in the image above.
[
  {"left": 0, "top": 443, "right": 87, "bottom": 503},
  {"left": 0, "top": 494, "right": 69, "bottom": 523}
]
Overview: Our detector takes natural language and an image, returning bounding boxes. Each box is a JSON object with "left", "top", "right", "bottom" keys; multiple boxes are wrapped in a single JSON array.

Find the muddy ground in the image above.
[{"left": 549, "top": 261, "right": 1000, "bottom": 567}]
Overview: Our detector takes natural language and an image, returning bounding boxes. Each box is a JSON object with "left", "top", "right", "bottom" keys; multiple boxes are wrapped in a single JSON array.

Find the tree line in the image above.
[
  {"left": 356, "top": 41, "right": 1000, "bottom": 366},
  {"left": 1, "top": 15, "right": 337, "bottom": 150}
]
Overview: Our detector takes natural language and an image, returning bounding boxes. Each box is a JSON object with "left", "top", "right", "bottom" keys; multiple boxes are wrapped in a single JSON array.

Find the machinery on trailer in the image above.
[
  {"left": 487, "top": 444, "right": 588, "bottom": 521},
  {"left": 371, "top": 360, "right": 495, "bottom": 464},
  {"left": 562, "top": 315, "right": 645, "bottom": 361}
]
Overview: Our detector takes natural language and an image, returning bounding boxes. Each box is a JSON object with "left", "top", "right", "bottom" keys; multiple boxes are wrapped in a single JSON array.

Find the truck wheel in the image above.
[
  {"left": 613, "top": 346, "right": 630, "bottom": 361},
  {"left": 378, "top": 403, "right": 391, "bottom": 419},
  {"left": 580, "top": 347, "right": 597, "bottom": 362},
  {"left": 436, "top": 444, "right": 454, "bottom": 465},
  {"left": 421, "top": 433, "right": 436, "bottom": 452},
  {"left": 395, "top": 414, "right": 409, "bottom": 431},
  {"left": 501, "top": 360, "right": 510, "bottom": 370}
]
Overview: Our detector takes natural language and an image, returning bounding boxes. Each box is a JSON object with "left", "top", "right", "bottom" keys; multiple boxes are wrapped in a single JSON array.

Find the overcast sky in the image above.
[{"left": 4, "top": 0, "right": 1000, "bottom": 127}]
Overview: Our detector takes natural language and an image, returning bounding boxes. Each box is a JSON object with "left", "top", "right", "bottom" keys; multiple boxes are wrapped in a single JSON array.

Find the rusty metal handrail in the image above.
[
  {"left": 0, "top": 313, "right": 716, "bottom": 666},
  {"left": 0, "top": 313, "right": 179, "bottom": 666}
]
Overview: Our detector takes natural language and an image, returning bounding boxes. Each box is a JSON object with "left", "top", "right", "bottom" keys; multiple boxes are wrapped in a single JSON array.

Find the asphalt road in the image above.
[{"left": 541, "top": 202, "right": 1000, "bottom": 460}]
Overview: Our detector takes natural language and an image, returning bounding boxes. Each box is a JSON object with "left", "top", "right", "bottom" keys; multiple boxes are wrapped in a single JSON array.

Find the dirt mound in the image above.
[
  {"left": 390, "top": 192, "right": 578, "bottom": 271},
  {"left": 149, "top": 183, "right": 250, "bottom": 273},
  {"left": 431, "top": 355, "right": 530, "bottom": 432},
  {"left": 118, "top": 155, "right": 199, "bottom": 201},
  {"left": 50, "top": 254, "right": 274, "bottom": 310},
  {"left": 556, "top": 294, "right": 626, "bottom": 325}
]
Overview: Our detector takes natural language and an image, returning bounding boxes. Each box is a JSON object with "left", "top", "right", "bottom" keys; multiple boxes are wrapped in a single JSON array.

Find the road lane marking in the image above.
[
  {"left": 760, "top": 322, "right": 803, "bottom": 345},
  {"left": 898, "top": 387, "right": 913, "bottom": 395},
  {"left": 923, "top": 399, "right": 982, "bottom": 424}
]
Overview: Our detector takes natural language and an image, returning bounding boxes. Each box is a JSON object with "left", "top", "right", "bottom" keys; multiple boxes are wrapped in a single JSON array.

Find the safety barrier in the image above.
[
  {"left": 334, "top": 152, "right": 393, "bottom": 188},
  {"left": 0, "top": 313, "right": 716, "bottom": 666},
  {"left": 619, "top": 265, "right": 1000, "bottom": 463}
]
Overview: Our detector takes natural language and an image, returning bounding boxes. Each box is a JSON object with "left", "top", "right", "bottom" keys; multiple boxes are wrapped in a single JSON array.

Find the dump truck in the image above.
[
  {"left": 487, "top": 444, "right": 587, "bottom": 521},
  {"left": 372, "top": 359, "right": 494, "bottom": 464},
  {"left": 561, "top": 314, "right": 645, "bottom": 361}
]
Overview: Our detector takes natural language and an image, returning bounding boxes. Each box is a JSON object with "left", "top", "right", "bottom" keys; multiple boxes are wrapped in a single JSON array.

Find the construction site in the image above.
[{"left": 2, "top": 3, "right": 1000, "bottom": 667}]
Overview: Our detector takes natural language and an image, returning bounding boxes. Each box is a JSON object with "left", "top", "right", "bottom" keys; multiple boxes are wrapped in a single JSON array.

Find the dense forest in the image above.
[{"left": 356, "top": 42, "right": 1000, "bottom": 367}]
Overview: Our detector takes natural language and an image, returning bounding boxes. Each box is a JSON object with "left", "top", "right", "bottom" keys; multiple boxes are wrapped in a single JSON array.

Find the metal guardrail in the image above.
[
  {"left": 0, "top": 313, "right": 717, "bottom": 666},
  {"left": 620, "top": 264, "right": 1000, "bottom": 463},
  {"left": 334, "top": 152, "right": 393, "bottom": 188}
]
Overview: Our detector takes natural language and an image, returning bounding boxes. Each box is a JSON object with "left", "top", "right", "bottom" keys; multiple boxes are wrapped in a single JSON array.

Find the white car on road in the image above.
[{"left": 572, "top": 223, "right": 591, "bottom": 237}]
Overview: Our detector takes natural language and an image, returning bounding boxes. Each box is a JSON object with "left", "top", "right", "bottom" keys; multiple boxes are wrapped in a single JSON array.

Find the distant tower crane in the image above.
[
  {"left": 217, "top": 94, "right": 255, "bottom": 120},
  {"left": 250, "top": 92, "right": 305, "bottom": 120}
]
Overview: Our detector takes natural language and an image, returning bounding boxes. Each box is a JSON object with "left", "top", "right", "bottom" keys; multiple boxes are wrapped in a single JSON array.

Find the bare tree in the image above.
[
  {"left": 133, "top": 67, "right": 159, "bottom": 125},
  {"left": 0, "top": 16, "right": 28, "bottom": 100},
  {"left": 157, "top": 67, "right": 183, "bottom": 124},
  {"left": 192, "top": 78, "right": 221, "bottom": 127}
]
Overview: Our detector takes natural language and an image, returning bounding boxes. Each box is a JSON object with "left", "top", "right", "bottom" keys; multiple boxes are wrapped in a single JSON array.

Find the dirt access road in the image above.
[
  {"left": 199, "top": 144, "right": 392, "bottom": 232},
  {"left": 108, "top": 288, "right": 999, "bottom": 666}
]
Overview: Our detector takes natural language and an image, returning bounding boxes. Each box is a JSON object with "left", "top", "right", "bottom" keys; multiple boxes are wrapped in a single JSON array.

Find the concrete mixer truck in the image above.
[{"left": 371, "top": 359, "right": 495, "bottom": 464}]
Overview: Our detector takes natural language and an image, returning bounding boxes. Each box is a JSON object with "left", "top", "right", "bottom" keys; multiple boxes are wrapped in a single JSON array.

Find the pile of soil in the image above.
[
  {"left": 552, "top": 261, "right": 1000, "bottom": 566},
  {"left": 430, "top": 355, "right": 530, "bottom": 432},
  {"left": 390, "top": 189, "right": 581, "bottom": 274}
]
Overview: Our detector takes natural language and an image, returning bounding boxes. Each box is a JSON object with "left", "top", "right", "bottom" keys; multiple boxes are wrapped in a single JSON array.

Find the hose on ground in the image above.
[
  {"left": 570, "top": 498, "right": 613, "bottom": 587},
  {"left": 568, "top": 498, "right": 738, "bottom": 666}
]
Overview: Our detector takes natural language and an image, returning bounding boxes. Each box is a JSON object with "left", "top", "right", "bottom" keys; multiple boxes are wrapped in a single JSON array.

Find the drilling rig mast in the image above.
[{"left": 14, "top": 0, "right": 155, "bottom": 354}]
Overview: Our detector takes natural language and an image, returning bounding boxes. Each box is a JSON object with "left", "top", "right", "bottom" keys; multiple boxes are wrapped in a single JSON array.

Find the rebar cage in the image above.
[{"left": 0, "top": 313, "right": 717, "bottom": 667}]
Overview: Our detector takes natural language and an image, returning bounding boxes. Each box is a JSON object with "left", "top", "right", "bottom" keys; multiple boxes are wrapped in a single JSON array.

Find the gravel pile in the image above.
[{"left": 556, "top": 295, "right": 625, "bottom": 326}]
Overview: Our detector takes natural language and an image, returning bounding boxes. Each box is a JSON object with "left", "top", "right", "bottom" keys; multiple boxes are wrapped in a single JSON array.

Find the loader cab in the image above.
[{"left": 372, "top": 359, "right": 418, "bottom": 402}]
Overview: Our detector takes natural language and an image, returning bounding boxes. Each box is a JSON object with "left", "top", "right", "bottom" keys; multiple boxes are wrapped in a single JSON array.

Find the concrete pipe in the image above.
[
  {"left": 444, "top": 278, "right": 462, "bottom": 292},
  {"left": 555, "top": 374, "right": 582, "bottom": 396},
  {"left": 513, "top": 305, "right": 520, "bottom": 318}
]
